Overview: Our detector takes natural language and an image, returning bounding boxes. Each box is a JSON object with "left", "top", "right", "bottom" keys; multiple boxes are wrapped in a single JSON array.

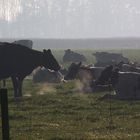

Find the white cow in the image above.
[{"left": 32, "top": 67, "right": 64, "bottom": 83}]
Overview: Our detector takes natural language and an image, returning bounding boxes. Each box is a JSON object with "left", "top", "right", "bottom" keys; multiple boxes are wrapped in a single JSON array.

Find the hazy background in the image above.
[{"left": 0, "top": 0, "right": 140, "bottom": 39}]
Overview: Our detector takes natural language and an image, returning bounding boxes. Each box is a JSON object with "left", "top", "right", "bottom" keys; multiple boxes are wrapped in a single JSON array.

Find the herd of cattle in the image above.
[
  {"left": 0, "top": 39, "right": 140, "bottom": 100},
  {"left": 63, "top": 61, "right": 140, "bottom": 99}
]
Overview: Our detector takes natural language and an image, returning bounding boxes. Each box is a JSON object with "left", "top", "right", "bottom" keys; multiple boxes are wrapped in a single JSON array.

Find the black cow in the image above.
[
  {"left": 0, "top": 40, "right": 33, "bottom": 87},
  {"left": 13, "top": 39, "right": 33, "bottom": 49},
  {"left": 64, "top": 62, "right": 82, "bottom": 80},
  {"left": 96, "top": 65, "right": 140, "bottom": 99},
  {"left": 95, "top": 65, "right": 113, "bottom": 85},
  {"left": 63, "top": 49, "right": 86, "bottom": 63},
  {"left": 93, "top": 52, "right": 129, "bottom": 67},
  {"left": 64, "top": 62, "right": 104, "bottom": 92},
  {"left": 0, "top": 42, "right": 60, "bottom": 98},
  {"left": 116, "top": 61, "right": 140, "bottom": 73},
  {"left": 65, "top": 62, "right": 104, "bottom": 81}
]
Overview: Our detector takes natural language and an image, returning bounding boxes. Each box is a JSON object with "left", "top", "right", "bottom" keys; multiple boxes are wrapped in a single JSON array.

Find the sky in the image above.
[{"left": 0, "top": 0, "right": 140, "bottom": 38}]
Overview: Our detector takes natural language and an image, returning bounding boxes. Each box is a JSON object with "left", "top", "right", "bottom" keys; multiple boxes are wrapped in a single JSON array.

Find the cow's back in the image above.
[
  {"left": 0, "top": 44, "right": 34, "bottom": 64},
  {"left": 0, "top": 43, "right": 40, "bottom": 79}
]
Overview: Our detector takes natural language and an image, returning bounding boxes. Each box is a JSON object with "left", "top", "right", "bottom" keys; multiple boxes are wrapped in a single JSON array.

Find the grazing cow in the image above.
[
  {"left": 0, "top": 42, "right": 60, "bottom": 98},
  {"left": 63, "top": 49, "right": 86, "bottom": 63},
  {"left": 33, "top": 67, "right": 63, "bottom": 83},
  {"left": 96, "top": 65, "right": 140, "bottom": 99}
]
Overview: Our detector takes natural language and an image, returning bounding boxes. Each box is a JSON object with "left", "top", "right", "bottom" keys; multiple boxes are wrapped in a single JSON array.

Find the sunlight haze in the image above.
[{"left": 0, "top": 0, "right": 140, "bottom": 38}]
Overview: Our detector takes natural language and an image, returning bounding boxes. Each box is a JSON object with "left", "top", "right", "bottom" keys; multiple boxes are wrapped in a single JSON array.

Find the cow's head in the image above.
[
  {"left": 64, "top": 62, "right": 82, "bottom": 80},
  {"left": 96, "top": 65, "right": 120, "bottom": 86},
  {"left": 95, "top": 65, "right": 113, "bottom": 85},
  {"left": 42, "top": 49, "right": 61, "bottom": 71}
]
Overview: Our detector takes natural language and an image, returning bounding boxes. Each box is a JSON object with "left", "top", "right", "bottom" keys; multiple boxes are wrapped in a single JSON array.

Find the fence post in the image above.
[{"left": 0, "top": 88, "right": 9, "bottom": 140}]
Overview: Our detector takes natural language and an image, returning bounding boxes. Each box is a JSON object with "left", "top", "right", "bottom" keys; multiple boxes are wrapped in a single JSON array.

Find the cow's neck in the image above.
[{"left": 31, "top": 50, "right": 44, "bottom": 68}]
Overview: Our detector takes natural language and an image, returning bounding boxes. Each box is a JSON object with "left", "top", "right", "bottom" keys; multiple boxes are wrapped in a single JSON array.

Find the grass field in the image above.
[{"left": 0, "top": 49, "right": 140, "bottom": 140}]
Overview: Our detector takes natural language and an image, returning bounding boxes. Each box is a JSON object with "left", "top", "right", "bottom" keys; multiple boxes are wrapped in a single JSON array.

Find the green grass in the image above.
[
  {"left": 0, "top": 79, "right": 140, "bottom": 140},
  {"left": 0, "top": 49, "right": 140, "bottom": 140}
]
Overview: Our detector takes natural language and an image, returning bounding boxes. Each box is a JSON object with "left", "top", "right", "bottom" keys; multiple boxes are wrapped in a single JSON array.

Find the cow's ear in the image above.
[
  {"left": 47, "top": 49, "right": 51, "bottom": 53},
  {"left": 43, "top": 49, "right": 51, "bottom": 54},
  {"left": 78, "top": 62, "right": 82, "bottom": 66},
  {"left": 43, "top": 49, "right": 47, "bottom": 53}
]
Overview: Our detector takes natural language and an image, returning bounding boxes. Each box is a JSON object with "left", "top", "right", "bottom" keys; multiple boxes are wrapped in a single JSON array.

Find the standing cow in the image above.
[
  {"left": 0, "top": 42, "right": 60, "bottom": 98},
  {"left": 1, "top": 40, "right": 33, "bottom": 87}
]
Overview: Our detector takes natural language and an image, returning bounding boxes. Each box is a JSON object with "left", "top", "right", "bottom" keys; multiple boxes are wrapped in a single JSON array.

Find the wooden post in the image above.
[{"left": 0, "top": 88, "right": 9, "bottom": 140}]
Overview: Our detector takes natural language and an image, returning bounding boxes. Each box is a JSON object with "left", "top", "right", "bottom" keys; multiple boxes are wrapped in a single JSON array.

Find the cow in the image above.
[
  {"left": 63, "top": 49, "right": 86, "bottom": 63},
  {"left": 117, "top": 62, "right": 140, "bottom": 73},
  {"left": 0, "top": 42, "right": 61, "bottom": 98},
  {"left": 64, "top": 62, "right": 104, "bottom": 81},
  {"left": 93, "top": 52, "right": 129, "bottom": 67},
  {"left": 32, "top": 67, "right": 64, "bottom": 83},
  {"left": 0, "top": 40, "right": 33, "bottom": 87},
  {"left": 13, "top": 39, "right": 33, "bottom": 49},
  {"left": 96, "top": 65, "right": 140, "bottom": 100},
  {"left": 64, "top": 62, "right": 104, "bottom": 92}
]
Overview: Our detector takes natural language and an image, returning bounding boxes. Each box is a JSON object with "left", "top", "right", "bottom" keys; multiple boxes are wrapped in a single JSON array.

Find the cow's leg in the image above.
[
  {"left": 11, "top": 76, "right": 18, "bottom": 98},
  {"left": 3, "top": 79, "right": 6, "bottom": 87},
  {"left": 18, "top": 77, "right": 24, "bottom": 97}
]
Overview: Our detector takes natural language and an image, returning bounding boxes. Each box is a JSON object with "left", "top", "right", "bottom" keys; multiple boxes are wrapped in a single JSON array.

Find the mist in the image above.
[{"left": 0, "top": 0, "right": 140, "bottom": 39}]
